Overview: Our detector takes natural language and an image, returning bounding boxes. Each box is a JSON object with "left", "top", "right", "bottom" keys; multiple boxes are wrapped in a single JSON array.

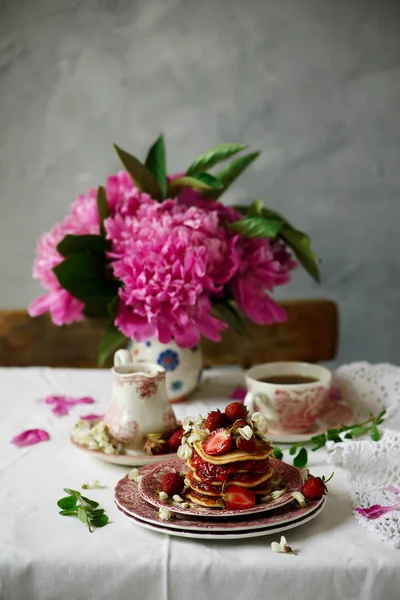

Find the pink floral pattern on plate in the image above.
[
  {"left": 273, "top": 386, "right": 327, "bottom": 432},
  {"left": 114, "top": 461, "right": 324, "bottom": 532},
  {"left": 137, "top": 457, "right": 303, "bottom": 518}
]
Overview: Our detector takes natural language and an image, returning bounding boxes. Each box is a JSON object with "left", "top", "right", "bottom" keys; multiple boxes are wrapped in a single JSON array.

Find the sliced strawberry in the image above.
[
  {"left": 223, "top": 485, "right": 256, "bottom": 510},
  {"left": 236, "top": 435, "right": 256, "bottom": 452},
  {"left": 161, "top": 472, "right": 185, "bottom": 496},
  {"left": 205, "top": 409, "right": 228, "bottom": 432},
  {"left": 202, "top": 428, "right": 233, "bottom": 456},
  {"left": 225, "top": 402, "right": 248, "bottom": 423}
]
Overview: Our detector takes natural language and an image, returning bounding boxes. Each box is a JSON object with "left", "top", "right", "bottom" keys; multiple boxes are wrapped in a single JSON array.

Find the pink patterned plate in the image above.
[
  {"left": 115, "top": 463, "right": 323, "bottom": 532},
  {"left": 267, "top": 402, "right": 354, "bottom": 444},
  {"left": 70, "top": 437, "right": 177, "bottom": 467},
  {"left": 137, "top": 457, "right": 303, "bottom": 518},
  {"left": 114, "top": 498, "right": 326, "bottom": 539}
]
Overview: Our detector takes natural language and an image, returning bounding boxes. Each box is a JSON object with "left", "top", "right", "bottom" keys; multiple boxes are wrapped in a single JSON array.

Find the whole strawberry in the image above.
[
  {"left": 225, "top": 402, "right": 248, "bottom": 423},
  {"left": 144, "top": 433, "right": 169, "bottom": 456},
  {"left": 236, "top": 435, "right": 256, "bottom": 453},
  {"left": 161, "top": 472, "right": 185, "bottom": 496},
  {"left": 302, "top": 473, "right": 333, "bottom": 500},
  {"left": 168, "top": 428, "right": 183, "bottom": 452},
  {"left": 206, "top": 409, "right": 228, "bottom": 431}
]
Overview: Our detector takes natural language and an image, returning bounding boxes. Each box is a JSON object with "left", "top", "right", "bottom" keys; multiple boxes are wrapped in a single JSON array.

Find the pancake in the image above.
[
  {"left": 190, "top": 470, "right": 224, "bottom": 486},
  {"left": 188, "top": 478, "right": 224, "bottom": 497},
  {"left": 185, "top": 489, "right": 223, "bottom": 508},
  {"left": 228, "top": 468, "right": 273, "bottom": 488},
  {"left": 193, "top": 440, "right": 273, "bottom": 465}
]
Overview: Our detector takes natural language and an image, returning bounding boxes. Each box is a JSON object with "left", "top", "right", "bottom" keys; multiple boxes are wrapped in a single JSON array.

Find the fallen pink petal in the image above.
[
  {"left": 382, "top": 486, "right": 400, "bottom": 496},
  {"left": 80, "top": 413, "right": 104, "bottom": 421},
  {"left": 229, "top": 387, "right": 247, "bottom": 402},
  {"left": 355, "top": 503, "right": 400, "bottom": 519},
  {"left": 11, "top": 429, "right": 50, "bottom": 447},
  {"left": 44, "top": 395, "right": 95, "bottom": 417}
]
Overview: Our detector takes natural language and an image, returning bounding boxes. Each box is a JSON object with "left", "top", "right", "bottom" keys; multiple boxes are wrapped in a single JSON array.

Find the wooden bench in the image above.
[{"left": 0, "top": 299, "right": 338, "bottom": 368}]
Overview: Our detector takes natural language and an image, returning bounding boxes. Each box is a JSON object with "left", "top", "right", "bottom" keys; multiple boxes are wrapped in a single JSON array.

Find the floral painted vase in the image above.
[{"left": 126, "top": 339, "right": 203, "bottom": 403}]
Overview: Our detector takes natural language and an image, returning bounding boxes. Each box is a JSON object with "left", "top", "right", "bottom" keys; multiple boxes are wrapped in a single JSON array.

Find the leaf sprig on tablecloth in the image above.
[
  {"left": 57, "top": 488, "right": 109, "bottom": 532},
  {"left": 273, "top": 410, "right": 386, "bottom": 468}
]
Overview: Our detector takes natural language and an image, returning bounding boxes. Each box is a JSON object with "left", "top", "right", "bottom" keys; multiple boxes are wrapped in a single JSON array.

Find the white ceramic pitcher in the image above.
[{"left": 104, "top": 356, "right": 177, "bottom": 451}]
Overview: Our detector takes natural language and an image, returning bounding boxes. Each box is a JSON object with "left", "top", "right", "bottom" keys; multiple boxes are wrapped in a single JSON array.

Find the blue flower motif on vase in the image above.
[
  {"left": 145, "top": 340, "right": 152, "bottom": 347},
  {"left": 157, "top": 349, "right": 180, "bottom": 371},
  {"left": 170, "top": 380, "right": 183, "bottom": 392}
]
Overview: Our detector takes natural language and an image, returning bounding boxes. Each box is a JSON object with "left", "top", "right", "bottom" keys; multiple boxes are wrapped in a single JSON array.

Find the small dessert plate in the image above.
[
  {"left": 115, "top": 463, "right": 324, "bottom": 533},
  {"left": 70, "top": 438, "right": 177, "bottom": 467},
  {"left": 267, "top": 402, "right": 354, "bottom": 444},
  {"left": 137, "top": 457, "right": 303, "bottom": 518},
  {"left": 115, "top": 498, "right": 326, "bottom": 540}
]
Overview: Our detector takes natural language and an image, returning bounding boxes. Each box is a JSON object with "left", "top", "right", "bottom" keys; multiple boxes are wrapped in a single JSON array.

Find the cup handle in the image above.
[
  {"left": 244, "top": 391, "right": 255, "bottom": 414},
  {"left": 113, "top": 349, "right": 131, "bottom": 367}
]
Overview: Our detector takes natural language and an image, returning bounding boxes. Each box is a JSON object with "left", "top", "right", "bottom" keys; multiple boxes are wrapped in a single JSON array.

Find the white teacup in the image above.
[{"left": 244, "top": 362, "right": 332, "bottom": 433}]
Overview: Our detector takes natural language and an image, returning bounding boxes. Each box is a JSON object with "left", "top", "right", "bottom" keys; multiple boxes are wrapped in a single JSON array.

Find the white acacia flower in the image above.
[
  {"left": 157, "top": 507, "right": 173, "bottom": 521},
  {"left": 184, "top": 477, "right": 191, "bottom": 488},
  {"left": 159, "top": 491, "right": 168, "bottom": 501},
  {"left": 177, "top": 443, "right": 193, "bottom": 460},
  {"left": 271, "top": 536, "right": 296, "bottom": 554},
  {"left": 181, "top": 502, "right": 191, "bottom": 509},
  {"left": 271, "top": 488, "right": 287, "bottom": 500},
  {"left": 291, "top": 491, "right": 306, "bottom": 507},
  {"left": 256, "top": 419, "right": 268, "bottom": 434},
  {"left": 301, "top": 468, "right": 310, "bottom": 481},
  {"left": 172, "top": 494, "right": 184, "bottom": 502},
  {"left": 238, "top": 425, "right": 253, "bottom": 441},
  {"left": 82, "top": 479, "right": 104, "bottom": 490},
  {"left": 251, "top": 412, "right": 263, "bottom": 424},
  {"left": 182, "top": 416, "right": 194, "bottom": 432},
  {"left": 128, "top": 468, "right": 142, "bottom": 483}
]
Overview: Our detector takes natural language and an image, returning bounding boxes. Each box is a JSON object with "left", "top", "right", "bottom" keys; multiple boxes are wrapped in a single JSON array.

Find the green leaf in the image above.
[
  {"left": 273, "top": 446, "right": 283, "bottom": 460},
  {"left": 210, "top": 151, "right": 261, "bottom": 199},
  {"left": 64, "top": 488, "right": 80, "bottom": 497},
  {"left": 90, "top": 514, "right": 109, "bottom": 528},
  {"left": 350, "top": 425, "right": 369, "bottom": 437},
  {"left": 107, "top": 296, "right": 119, "bottom": 320},
  {"left": 81, "top": 496, "right": 99, "bottom": 509},
  {"left": 59, "top": 509, "right": 78, "bottom": 516},
  {"left": 167, "top": 173, "right": 222, "bottom": 196},
  {"left": 293, "top": 447, "right": 308, "bottom": 468},
  {"left": 145, "top": 134, "right": 167, "bottom": 199},
  {"left": 370, "top": 424, "right": 381, "bottom": 442},
  {"left": 280, "top": 226, "right": 320, "bottom": 283},
  {"left": 91, "top": 509, "right": 105, "bottom": 517},
  {"left": 377, "top": 409, "right": 386, "bottom": 420},
  {"left": 98, "top": 322, "right": 127, "bottom": 366},
  {"left": 97, "top": 186, "right": 110, "bottom": 236},
  {"left": 53, "top": 252, "right": 119, "bottom": 319},
  {"left": 344, "top": 433, "right": 353, "bottom": 439},
  {"left": 57, "top": 496, "right": 78, "bottom": 510},
  {"left": 328, "top": 434, "right": 342, "bottom": 443},
  {"left": 211, "top": 299, "right": 244, "bottom": 335},
  {"left": 57, "top": 235, "right": 107, "bottom": 258},
  {"left": 77, "top": 506, "right": 88, "bottom": 525},
  {"left": 114, "top": 144, "right": 162, "bottom": 200},
  {"left": 186, "top": 143, "right": 247, "bottom": 175},
  {"left": 289, "top": 445, "right": 297, "bottom": 456},
  {"left": 229, "top": 216, "right": 285, "bottom": 239}
]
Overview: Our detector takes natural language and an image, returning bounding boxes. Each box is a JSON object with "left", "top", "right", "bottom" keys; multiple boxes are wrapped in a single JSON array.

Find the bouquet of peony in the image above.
[{"left": 29, "top": 138, "right": 319, "bottom": 363}]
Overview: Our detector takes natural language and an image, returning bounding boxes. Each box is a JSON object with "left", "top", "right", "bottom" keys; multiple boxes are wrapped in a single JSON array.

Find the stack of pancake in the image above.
[{"left": 184, "top": 439, "right": 275, "bottom": 508}]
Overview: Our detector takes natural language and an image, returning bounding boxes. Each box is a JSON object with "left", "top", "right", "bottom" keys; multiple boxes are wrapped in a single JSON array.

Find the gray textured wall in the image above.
[{"left": 1, "top": 0, "right": 399, "bottom": 366}]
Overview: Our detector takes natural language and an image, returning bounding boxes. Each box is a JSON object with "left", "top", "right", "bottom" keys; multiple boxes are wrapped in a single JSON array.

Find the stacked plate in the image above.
[{"left": 114, "top": 458, "right": 326, "bottom": 540}]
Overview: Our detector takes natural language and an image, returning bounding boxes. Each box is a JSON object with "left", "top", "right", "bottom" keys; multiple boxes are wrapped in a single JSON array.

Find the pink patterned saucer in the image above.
[
  {"left": 137, "top": 457, "right": 303, "bottom": 518},
  {"left": 267, "top": 402, "right": 354, "bottom": 444},
  {"left": 114, "top": 463, "right": 324, "bottom": 533},
  {"left": 115, "top": 499, "right": 326, "bottom": 540},
  {"left": 70, "top": 437, "right": 177, "bottom": 467}
]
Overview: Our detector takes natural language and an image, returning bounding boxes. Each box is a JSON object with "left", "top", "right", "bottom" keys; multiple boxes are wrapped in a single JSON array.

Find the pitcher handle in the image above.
[{"left": 113, "top": 349, "right": 131, "bottom": 367}]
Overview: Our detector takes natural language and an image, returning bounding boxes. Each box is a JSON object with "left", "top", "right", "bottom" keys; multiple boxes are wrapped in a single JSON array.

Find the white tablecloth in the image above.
[{"left": 1, "top": 367, "right": 399, "bottom": 600}]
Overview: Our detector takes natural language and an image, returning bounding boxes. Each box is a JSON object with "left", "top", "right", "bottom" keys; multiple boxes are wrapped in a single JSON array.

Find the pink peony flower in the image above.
[
  {"left": 28, "top": 172, "right": 132, "bottom": 325},
  {"left": 230, "top": 238, "right": 297, "bottom": 324},
  {"left": 11, "top": 429, "right": 50, "bottom": 447},
  {"left": 106, "top": 198, "right": 238, "bottom": 347}
]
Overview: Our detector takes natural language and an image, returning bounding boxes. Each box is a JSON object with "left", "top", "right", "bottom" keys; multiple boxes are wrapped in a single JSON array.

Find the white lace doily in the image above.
[{"left": 329, "top": 362, "right": 400, "bottom": 548}]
